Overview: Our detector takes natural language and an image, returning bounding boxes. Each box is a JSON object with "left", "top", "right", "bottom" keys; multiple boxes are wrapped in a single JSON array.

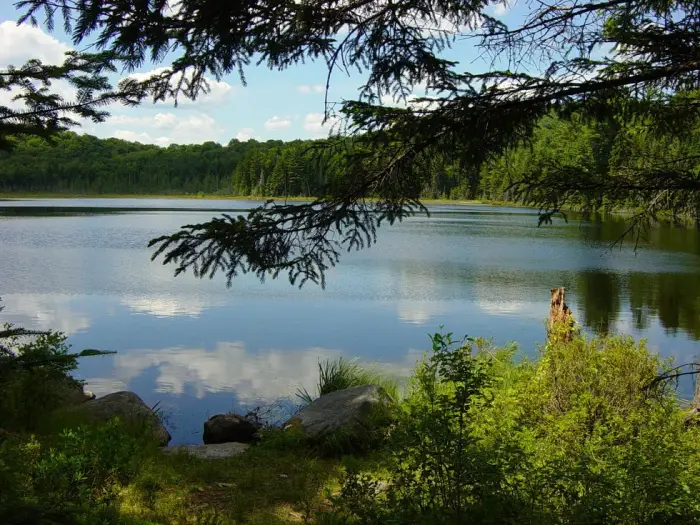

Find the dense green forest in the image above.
[{"left": 2, "top": 111, "right": 697, "bottom": 201}]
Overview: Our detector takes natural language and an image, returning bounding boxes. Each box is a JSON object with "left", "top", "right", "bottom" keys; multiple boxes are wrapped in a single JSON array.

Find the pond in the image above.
[{"left": 1, "top": 198, "right": 699, "bottom": 443}]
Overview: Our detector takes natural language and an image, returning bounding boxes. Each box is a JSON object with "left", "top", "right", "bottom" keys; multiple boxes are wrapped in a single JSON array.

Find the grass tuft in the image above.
[{"left": 296, "top": 357, "right": 400, "bottom": 405}]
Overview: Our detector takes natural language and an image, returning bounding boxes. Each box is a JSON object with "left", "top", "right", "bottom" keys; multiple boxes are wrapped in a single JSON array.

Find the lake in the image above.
[{"left": 1, "top": 198, "right": 699, "bottom": 444}]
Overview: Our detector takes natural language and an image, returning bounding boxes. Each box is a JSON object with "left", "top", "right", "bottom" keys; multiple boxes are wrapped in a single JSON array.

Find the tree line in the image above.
[{"left": 1, "top": 110, "right": 697, "bottom": 203}]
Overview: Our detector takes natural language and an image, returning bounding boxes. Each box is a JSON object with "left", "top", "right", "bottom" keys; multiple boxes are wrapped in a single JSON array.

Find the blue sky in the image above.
[{"left": 0, "top": 2, "right": 514, "bottom": 146}]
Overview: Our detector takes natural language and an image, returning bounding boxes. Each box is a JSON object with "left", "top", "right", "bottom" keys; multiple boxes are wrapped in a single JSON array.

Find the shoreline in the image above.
[{"left": 0, "top": 192, "right": 502, "bottom": 206}]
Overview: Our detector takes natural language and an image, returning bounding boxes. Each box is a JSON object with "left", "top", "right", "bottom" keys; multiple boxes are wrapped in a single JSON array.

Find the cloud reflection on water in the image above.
[
  {"left": 88, "top": 343, "right": 345, "bottom": 402},
  {"left": 85, "top": 342, "right": 426, "bottom": 403},
  {"left": 0, "top": 293, "right": 91, "bottom": 335},
  {"left": 120, "top": 295, "right": 224, "bottom": 318}
]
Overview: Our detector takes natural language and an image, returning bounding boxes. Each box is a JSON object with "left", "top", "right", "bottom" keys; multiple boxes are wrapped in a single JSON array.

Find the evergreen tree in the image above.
[{"left": 7, "top": 0, "right": 700, "bottom": 286}]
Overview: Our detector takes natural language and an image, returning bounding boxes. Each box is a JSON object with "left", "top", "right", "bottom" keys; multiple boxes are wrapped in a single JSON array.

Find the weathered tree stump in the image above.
[
  {"left": 548, "top": 287, "right": 574, "bottom": 342},
  {"left": 685, "top": 371, "right": 700, "bottom": 426}
]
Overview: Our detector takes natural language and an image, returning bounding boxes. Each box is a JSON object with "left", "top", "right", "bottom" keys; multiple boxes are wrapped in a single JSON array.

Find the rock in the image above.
[
  {"left": 203, "top": 413, "right": 261, "bottom": 444},
  {"left": 283, "top": 384, "right": 393, "bottom": 441},
  {"left": 70, "top": 391, "right": 171, "bottom": 446},
  {"left": 162, "top": 442, "right": 249, "bottom": 459}
]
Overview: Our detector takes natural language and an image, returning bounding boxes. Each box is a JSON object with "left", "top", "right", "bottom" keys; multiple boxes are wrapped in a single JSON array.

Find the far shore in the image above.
[{"left": 0, "top": 192, "right": 505, "bottom": 206}]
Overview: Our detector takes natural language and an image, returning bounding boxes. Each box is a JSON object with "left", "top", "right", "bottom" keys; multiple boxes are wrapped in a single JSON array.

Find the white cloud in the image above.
[
  {"left": 303, "top": 112, "right": 340, "bottom": 135},
  {"left": 153, "top": 112, "right": 178, "bottom": 128},
  {"left": 0, "top": 21, "right": 70, "bottom": 66},
  {"left": 297, "top": 84, "right": 325, "bottom": 94},
  {"left": 235, "top": 127, "right": 257, "bottom": 141},
  {"left": 417, "top": 14, "right": 480, "bottom": 35},
  {"left": 128, "top": 67, "right": 233, "bottom": 106},
  {"left": 0, "top": 22, "right": 79, "bottom": 111},
  {"left": 113, "top": 130, "right": 169, "bottom": 146},
  {"left": 380, "top": 94, "right": 398, "bottom": 106},
  {"left": 264, "top": 115, "right": 292, "bottom": 131},
  {"left": 107, "top": 115, "right": 143, "bottom": 126},
  {"left": 493, "top": 2, "right": 510, "bottom": 16},
  {"left": 334, "top": 2, "right": 480, "bottom": 36},
  {"left": 109, "top": 111, "right": 223, "bottom": 146}
]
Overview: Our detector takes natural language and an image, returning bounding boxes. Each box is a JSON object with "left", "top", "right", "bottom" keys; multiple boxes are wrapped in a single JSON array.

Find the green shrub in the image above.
[
  {"left": 0, "top": 418, "right": 156, "bottom": 524},
  {"left": 0, "top": 327, "right": 86, "bottom": 433},
  {"left": 329, "top": 331, "right": 700, "bottom": 524}
]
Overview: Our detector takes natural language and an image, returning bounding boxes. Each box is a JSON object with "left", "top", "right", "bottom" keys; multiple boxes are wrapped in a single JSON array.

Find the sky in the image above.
[{"left": 0, "top": 2, "right": 514, "bottom": 147}]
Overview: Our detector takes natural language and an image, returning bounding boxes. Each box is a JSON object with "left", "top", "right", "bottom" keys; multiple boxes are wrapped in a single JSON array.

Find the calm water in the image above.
[{"left": 1, "top": 198, "right": 699, "bottom": 443}]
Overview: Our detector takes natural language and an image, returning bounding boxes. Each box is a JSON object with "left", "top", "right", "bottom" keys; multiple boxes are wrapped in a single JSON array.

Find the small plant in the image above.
[{"left": 296, "top": 357, "right": 400, "bottom": 405}]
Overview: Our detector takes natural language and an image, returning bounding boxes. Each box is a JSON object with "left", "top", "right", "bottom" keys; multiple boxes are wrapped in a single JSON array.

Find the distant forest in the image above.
[{"left": 1, "top": 111, "right": 697, "bottom": 202}]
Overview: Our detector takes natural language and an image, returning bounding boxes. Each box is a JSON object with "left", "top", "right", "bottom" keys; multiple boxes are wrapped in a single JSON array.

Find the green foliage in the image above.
[
  {"left": 0, "top": 50, "right": 154, "bottom": 150},
  {"left": 0, "top": 317, "right": 114, "bottom": 434},
  {"left": 328, "top": 331, "right": 700, "bottom": 524},
  {"left": 0, "top": 419, "right": 154, "bottom": 525},
  {"left": 0, "top": 328, "right": 82, "bottom": 433},
  {"left": 296, "top": 357, "right": 400, "bottom": 405}
]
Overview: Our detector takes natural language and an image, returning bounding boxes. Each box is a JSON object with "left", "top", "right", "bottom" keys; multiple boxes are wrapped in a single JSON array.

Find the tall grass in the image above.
[{"left": 296, "top": 357, "right": 400, "bottom": 405}]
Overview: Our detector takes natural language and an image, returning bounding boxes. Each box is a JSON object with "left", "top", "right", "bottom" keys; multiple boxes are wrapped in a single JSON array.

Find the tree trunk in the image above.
[
  {"left": 684, "top": 372, "right": 700, "bottom": 426},
  {"left": 548, "top": 287, "right": 574, "bottom": 342}
]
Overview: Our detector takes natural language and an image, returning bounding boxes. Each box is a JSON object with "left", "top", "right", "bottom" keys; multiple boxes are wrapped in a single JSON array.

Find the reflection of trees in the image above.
[
  {"left": 575, "top": 271, "right": 620, "bottom": 334},
  {"left": 571, "top": 212, "right": 700, "bottom": 256},
  {"left": 628, "top": 273, "right": 700, "bottom": 340},
  {"left": 574, "top": 270, "right": 700, "bottom": 340},
  {"left": 385, "top": 256, "right": 700, "bottom": 341}
]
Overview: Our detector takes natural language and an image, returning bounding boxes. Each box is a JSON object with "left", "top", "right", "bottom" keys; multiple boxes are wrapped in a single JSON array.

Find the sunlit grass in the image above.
[{"left": 116, "top": 432, "right": 377, "bottom": 525}]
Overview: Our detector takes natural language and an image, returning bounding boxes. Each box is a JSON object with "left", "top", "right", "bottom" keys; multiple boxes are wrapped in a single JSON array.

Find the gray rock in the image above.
[
  {"left": 203, "top": 413, "right": 261, "bottom": 444},
  {"left": 283, "top": 384, "right": 393, "bottom": 440},
  {"left": 163, "top": 442, "right": 249, "bottom": 459},
  {"left": 70, "top": 391, "right": 171, "bottom": 446}
]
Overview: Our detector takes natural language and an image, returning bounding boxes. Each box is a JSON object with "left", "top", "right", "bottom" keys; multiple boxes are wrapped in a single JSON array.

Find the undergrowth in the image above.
[{"left": 321, "top": 327, "right": 700, "bottom": 524}]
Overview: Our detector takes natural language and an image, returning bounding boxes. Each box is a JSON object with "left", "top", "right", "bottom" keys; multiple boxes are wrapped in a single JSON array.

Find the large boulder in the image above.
[
  {"left": 70, "top": 391, "right": 171, "bottom": 446},
  {"left": 283, "top": 384, "right": 393, "bottom": 441},
  {"left": 203, "top": 414, "right": 261, "bottom": 444},
  {"left": 163, "top": 442, "right": 249, "bottom": 459}
]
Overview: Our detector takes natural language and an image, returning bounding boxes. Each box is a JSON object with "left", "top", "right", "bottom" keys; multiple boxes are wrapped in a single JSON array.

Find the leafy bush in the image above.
[
  {"left": 0, "top": 418, "right": 155, "bottom": 524},
  {"left": 328, "top": 330, "right": 700, "bottom": 524},
  {"left": 296, "top": 357, "right": 400, "bottom": 405},
  {"left": 0, "top": 325, "right": 88, "bottom": 433}
]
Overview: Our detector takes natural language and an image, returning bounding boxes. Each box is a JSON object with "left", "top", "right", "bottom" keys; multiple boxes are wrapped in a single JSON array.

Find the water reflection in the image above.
[
  {"left": 574, "top": 271, "right": 700, "bottom": 339},
  {"left": 105, "top": 343, "right": 343, "bottom": 401},
  {"left": 575, "top": 271, "right": 621, "bottom": 334},
  {"left": 83, "top": 343, "right": 425, "bottom": 444},
  {"left": 3, "top": 199, "right": 700, "bottom": 443},
  {"left": 121, "top": 295, "right": 224, "bottom": 318},
  {"left": 0, "top": 294, "right": 91, "bottom": 336}
]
